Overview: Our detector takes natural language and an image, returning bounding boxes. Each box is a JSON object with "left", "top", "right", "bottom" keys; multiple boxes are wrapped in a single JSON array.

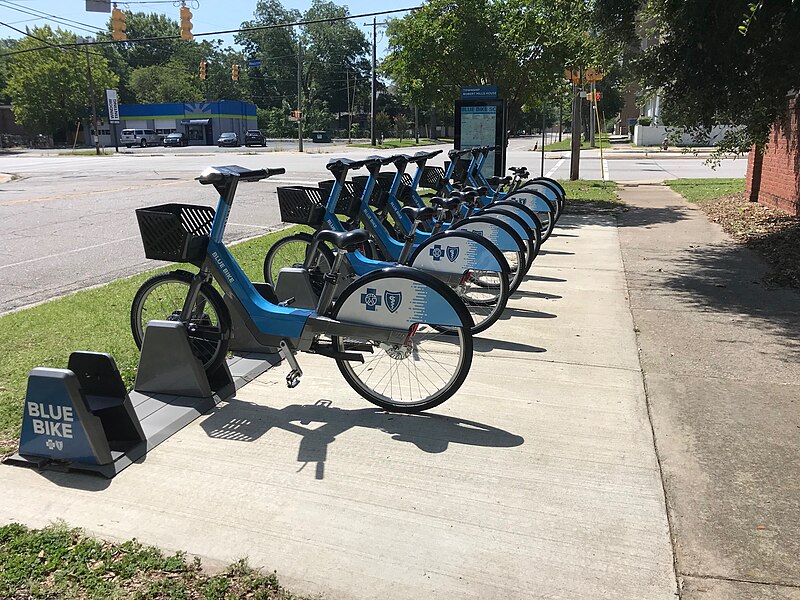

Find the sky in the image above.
[{"left": 0, "top": 0, "right": 416, "bottom": 57}]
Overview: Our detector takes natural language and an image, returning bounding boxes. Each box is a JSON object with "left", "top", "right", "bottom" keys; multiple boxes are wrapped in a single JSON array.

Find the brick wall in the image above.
[{"left": 746, "top": 95, "right": 800, "bottom": 216}]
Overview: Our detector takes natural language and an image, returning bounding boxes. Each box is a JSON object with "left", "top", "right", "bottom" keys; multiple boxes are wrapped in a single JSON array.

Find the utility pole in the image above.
[
  {"left": 569, "top": 67, "right": 583, "bottom": 181},
  {"left": 558, "top": 101, "right": 563, "bottom": 142},
  {"left": 84, "top": 41, "right": 100, "bottom": 155},
  {"left": 370, "top": 17, "right": 377, "bottom": 146},
  {"left": 414, "top": 105, "right": 419, "bottom": 143},
  {"left": 346, "top": 68, "right": 352, "bottom": 143},
  {"left": 296, "top": 33, "right": 303, "bottom": 152},
  {"left": 541, "top": 105, "right": 546, "bottom": 177},
  {"left": 589, "top": 81, "right": 596, "bottom": 147}
]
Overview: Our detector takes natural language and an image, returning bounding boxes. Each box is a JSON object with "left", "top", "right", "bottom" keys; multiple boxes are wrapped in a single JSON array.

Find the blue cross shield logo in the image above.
[
  {"left": 384, "top": 291, "right": 402, "bottom": 313},
  {"left": 429, "top": 244, "right": 444, "bottom": 261},
  {"left": 360, "top": 287, "right": 381, "bottom": 311},
  {"left": 446, "top": 246, "right": 459, "bottom": 262}
]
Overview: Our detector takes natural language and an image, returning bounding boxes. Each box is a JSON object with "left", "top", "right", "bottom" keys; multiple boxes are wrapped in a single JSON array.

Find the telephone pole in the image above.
[
  {"left": 296, "top": 33, "right": 303, "bottom": 152},
  {"left": 569, "top": 67, "right": 583, "bottom": 181},
  {"left": 370, "top": 17, "right": 377, "bottom": 146},
  {"left": 84, "top": 40, "right": 100, "bottom": 155}
]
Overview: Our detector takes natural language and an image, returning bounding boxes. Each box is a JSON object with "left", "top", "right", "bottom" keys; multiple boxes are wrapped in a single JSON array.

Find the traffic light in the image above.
[
  {"left": 231, "top": 64, "right": 239, "bottom": 81},
  {"left": 111, "top": 5, "right": 126, "bottom": 41},
  {"left": 179, "top": 3, "right": 193, "bottom": 41},
  {"left": 200, "top": 59, "right": 207, "bottom": 80},
  {"left": 594, "top": 91, "right": 601, "bottom": 103}
]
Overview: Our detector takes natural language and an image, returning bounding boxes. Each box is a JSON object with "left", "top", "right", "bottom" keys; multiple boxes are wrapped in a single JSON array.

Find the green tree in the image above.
[
  {"left": 128, "top": 61, "right": 202, "bottom": 104},
  {"left": 394, "top": 113, "right": 409, "bottom": 141},
  {"left": 593, "top": 0, "right": 800, "bottom": 153},
  {"left": 0, "top": 38, "right": 19, "bottom": 104},
  {"left": 384, "top": 0, "right": 598, "bottom": 131},
  {"left": 375, "top": 111, "right": 392, "bottom": 140},
  {"left": 6, "top": 26, "right": 118, "bottom": 140}
]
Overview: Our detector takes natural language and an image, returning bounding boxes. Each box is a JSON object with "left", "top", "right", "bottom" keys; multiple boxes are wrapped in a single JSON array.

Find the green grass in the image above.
[
  {"left": 0, "top": 522, "right": 304, "bottom": 599},
  {"left": 57, "top": 150, "right": 114, "bottom": 156},
  {"left": 0, "top": 226, "right": 306, "bottom": 453},
  {"left": 557, "top": 179, "right": 621, "bottom": 212},
  {"left": 664, "top": 178, "right": 745, "bottom": 203},
  {"left": 348, "top": 138, "right": 448, "bottom": 149},
  {"left": 544, "top": 135, "right": 609, "bottom": 152}
]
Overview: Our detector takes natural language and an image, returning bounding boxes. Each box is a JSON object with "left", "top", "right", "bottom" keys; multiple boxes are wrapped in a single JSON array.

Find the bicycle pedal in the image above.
[
  {"left": 279, "top": 339, "right": 303, "bottom": 388},
  {"left": 286, "top": 370, "right": 302, "bottom": 388}
]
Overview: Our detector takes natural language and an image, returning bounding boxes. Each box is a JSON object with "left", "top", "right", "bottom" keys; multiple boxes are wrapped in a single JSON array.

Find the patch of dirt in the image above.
[{"left": 698, "top": 192, "right": 800, "bottom": 288}]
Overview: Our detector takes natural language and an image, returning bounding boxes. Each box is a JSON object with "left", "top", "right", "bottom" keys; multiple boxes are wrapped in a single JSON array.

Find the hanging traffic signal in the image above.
[
  {"left": 200, "top": 60, "right": 207, "bottom": 80},
  {"left": 231, "top": 64, "right": 239, "bottom": 81},
  {"left": 179, "top": 3, "right": 193, "bottom": 41},
  {"left": 595, "top": 91, "right": 601, "bottom": 102},
  {"left": 111, "top": 5, "right": 126, "bottom": 41}
]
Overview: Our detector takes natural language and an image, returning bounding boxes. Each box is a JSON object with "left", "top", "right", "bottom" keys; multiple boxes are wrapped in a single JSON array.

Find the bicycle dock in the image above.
[{"left": 4, "top": 321, "right": 277, "bottom": 478}]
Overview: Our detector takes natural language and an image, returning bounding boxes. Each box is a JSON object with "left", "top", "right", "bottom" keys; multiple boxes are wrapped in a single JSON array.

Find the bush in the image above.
[{"left": 637, "top": 115, "right": 653, "bottom": 126}]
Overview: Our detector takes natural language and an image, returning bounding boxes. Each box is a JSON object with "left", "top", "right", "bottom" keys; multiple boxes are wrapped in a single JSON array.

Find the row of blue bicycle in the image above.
[{"left": 130, "top": 145, "right": 567, "bottom": 413}]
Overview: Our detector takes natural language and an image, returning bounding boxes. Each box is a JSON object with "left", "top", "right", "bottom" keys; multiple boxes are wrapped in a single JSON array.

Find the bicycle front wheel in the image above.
[
  {"left": 263, "top": 232, "right": 335, "bottom": 288},
  {"left": 130, "top": 270, "right": 230, "bottom": 373},
  {"left": 331, "top": 325, "right": 473, "bottom": 413}
]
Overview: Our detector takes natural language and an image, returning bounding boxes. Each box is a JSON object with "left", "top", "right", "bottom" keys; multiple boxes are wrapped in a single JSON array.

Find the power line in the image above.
[
  {"left": 0, "top": 6, "right": 420, "bottom": 58},
  {"left": 0, "top": 21, "right": 106, "bottom": 57},
  {"left": 0, "top": 0, "right": 99, "bottom": 33}
]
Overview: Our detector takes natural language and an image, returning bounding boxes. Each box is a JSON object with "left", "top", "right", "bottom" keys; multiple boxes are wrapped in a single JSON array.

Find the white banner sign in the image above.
[{"left": 105, "top": 89, "right": 119, "bottom": 123}]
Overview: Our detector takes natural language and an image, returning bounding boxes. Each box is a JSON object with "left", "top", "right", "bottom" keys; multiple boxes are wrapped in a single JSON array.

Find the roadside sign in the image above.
[
  {"left": 247, "top": 58, "right": 262, "bottom": 68},
  {"left": 461, "top": 86, "right": 498, "bottom": 100},
  {"left": 105, "top": 89, "right": 119, "bottom": 123},
  {"left": 86, "top": 0, "right": 110, "bottom": 13}
]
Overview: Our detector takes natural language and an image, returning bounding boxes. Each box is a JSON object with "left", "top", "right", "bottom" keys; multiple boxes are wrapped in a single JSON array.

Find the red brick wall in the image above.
[{"left": 746, "top": 96, "right": 800, "bottom": 216}]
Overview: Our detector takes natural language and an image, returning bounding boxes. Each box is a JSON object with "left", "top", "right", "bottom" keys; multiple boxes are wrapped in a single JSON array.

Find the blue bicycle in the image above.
[{"left": 130, "top": 165, "right": 475, "bottom": 413}]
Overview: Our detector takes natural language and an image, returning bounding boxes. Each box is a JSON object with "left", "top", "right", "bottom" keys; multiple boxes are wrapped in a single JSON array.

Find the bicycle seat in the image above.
[
  {"left": 366, "top": 154, "right": 397, "bottom": 166},
  {"left": 430, "top": 196, "right": 461, "bottom": 210},
  {"left": 315, "top": 228, "right": 369, "bottom": 251},
  {"left": 326, "top": 157, "right": 371, "bottom": 176},
  {"left": 409, "top": 149, "right": 442, "bottom": 163},
  {"left": 447, "top": 148, "right": 472, "bottom": 159},
  {"left": 197, "top": 165, "right": 283, "bottom": 184},
  {"left": 389, "top": 154, "right": 412, "bottom": 167},
  {"left": 400, "top": 205, "right": 436, "bottom": 222}
]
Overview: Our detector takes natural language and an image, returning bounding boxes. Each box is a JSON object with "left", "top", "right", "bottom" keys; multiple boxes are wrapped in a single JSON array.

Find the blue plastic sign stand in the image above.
[{"left": 18, "top": 368, "right": 113, "bottom": 466}]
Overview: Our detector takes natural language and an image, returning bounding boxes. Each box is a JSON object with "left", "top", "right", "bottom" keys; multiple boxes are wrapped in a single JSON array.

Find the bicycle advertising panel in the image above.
[{"left": 454, "top": 87, "right": 507, "bottom": 177}]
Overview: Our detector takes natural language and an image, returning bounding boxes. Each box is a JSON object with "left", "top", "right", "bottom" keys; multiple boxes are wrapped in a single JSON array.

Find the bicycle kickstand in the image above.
[{"left": 279, "top": 339, "right": 303, "bottom": 388}]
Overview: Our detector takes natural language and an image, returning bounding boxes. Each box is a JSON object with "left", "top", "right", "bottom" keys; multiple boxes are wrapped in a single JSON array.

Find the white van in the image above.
[{"left": 120, "top": 128, "right": 162, "bottom": 148}]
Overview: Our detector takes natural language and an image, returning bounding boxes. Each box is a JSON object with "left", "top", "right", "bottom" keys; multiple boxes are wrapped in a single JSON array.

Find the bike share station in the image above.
[{"left": 4, "top": 199, "right": 281, "bottom": 479}]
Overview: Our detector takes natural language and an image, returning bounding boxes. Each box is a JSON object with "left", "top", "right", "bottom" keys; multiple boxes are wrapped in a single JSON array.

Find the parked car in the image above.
[
  {"left": 120, "top": 128, "right": 161, "bottom": 148},
  {"left": 244, "top": 129, "right": 266, "bottom": 147},
  {"left": 163, "top": 132, "right": 188, "bottom": 147},
  {"left": 217, "top": 132, "right": 239, "bottom": 147}
]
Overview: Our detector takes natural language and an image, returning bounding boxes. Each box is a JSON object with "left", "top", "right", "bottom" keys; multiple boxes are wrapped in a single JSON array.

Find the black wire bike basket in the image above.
[
  {"left": 276, "top": 186, "right": 327, "bottom": 228},
  {"left": 135, "top": 203, "right": 216, "bottom": 264},
  {"left": 317, "top": 180, "right": 362, "bottom": 218}
]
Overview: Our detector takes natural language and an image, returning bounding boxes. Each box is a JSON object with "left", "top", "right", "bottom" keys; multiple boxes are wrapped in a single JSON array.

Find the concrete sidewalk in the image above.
[
  {"left": 0, "top": 214, "right": 677, "bottom": 598},
  {"left": 617, "top": 184, "right": 800, "bottom": 599}
]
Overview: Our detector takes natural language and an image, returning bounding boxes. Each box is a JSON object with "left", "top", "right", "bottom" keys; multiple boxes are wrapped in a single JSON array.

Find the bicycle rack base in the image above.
[{"left": 4, "top": 322, "right": 278, "bottom": 478}]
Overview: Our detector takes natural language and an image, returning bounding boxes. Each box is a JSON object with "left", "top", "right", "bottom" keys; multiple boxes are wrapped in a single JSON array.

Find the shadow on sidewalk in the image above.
[
  {"left": 659, "top": 243, "right": 800, "bottom": 354},
  {"left": 199, "top": 400, "right": 525, "bottom": 480}
]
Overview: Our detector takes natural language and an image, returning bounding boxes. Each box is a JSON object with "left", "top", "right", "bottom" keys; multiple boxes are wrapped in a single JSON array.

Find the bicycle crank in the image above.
[{"left": 279, "top": 339, "right": 303, "bottom": 388}]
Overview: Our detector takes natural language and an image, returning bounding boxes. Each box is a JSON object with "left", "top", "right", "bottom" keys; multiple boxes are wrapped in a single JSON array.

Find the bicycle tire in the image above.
[
  {"left": 130, "top": 270, "right": 231, "bottom": 373},
  {"left": 263, "top": 232, "right": 335, "bottom": 289},
  {"left": 330, "top": 270, "right": 473, "bottom": 413}
]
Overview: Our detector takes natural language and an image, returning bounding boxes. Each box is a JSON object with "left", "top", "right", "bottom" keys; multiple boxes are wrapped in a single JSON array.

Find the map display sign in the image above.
[{"left": 454, "top": 97, "right": 507, "bottom": 177}]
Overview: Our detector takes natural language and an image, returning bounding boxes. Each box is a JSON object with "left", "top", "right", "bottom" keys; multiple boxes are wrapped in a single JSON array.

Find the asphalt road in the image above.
[{"left": 0, "top": 139, "right": 747, "bottom": 313}]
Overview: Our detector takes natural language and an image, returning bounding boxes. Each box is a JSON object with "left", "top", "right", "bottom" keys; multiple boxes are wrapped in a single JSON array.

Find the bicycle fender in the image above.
[
  {"left": 519, "top": 180, "right": 562, "bottom": 204},
  {"left": 475, "top": 209, "right": 531, "bottom": 242},
  {"left": 485, "top": 201, "right": 543, "bottom": 232},
  {"left": 334, "top": 266, "right": 473, "bottom": 329},
  {"left": 408, "top": 230, "right": 509, "bottom": 275},
  {"left": 503, "top": 189, "right": 555, "bottom": 215},
  {"left": 450, "top": 215, "right": 525, "bottom": 253}
]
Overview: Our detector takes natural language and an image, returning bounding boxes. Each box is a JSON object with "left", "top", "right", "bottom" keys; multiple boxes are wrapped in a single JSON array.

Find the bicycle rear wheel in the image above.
[{"left": 130, "top": 270, "right": 230, "bottom": 373}]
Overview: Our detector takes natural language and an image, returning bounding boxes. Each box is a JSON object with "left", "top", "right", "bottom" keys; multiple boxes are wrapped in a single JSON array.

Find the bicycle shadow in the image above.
[{"left": 199, "top": 399, "right": 525, "bottom": 480}]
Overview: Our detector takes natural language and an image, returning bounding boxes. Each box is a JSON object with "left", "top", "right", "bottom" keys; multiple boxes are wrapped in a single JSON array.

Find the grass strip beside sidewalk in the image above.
[
  {"left": 0, "top": 522, "right": 305, "bottom": 600},
  {"left": 666, "top": 178, "right": 800, "bottom": 288},
  {"left": 0, "top": 227, "right": 306, "bottom": 454},
  {"left": 558, "top": 180, "right": 621, "bottom": 213}
]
